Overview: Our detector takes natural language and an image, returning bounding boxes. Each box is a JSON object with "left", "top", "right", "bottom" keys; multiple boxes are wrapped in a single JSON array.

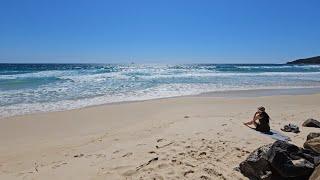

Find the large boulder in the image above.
[
  {"left": 239, "top": 141, "right": 320, "bottom": 180},
  {"left": 310, "top": 165, "right": 320, "bottom": 180},
  {"left": 304, "top": 137, "right": 320, "bottom": 155},
  {"left": 302, "top": 119, "right": 320, "bottom": 128},
  {"left": 307, "top": 133, "right": 320, "bottom": 141},
  {"left": 239, "top": 144, "right": 273, "bottom": 180},
  {"left": 266, "top": 140, "right": 315, "bottom": 179}
]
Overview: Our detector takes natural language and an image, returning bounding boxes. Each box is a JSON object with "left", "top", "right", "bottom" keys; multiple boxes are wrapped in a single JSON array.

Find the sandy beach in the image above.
[
  {"left": 1, "top": 91, "right": 320, "bottom": 180},
  {"left": 2, "top": 0, "right": 320, "bottom": 179}
]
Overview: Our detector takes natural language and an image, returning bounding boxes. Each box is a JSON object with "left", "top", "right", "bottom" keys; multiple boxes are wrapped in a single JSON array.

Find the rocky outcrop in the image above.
[
  {"left": 304, "top": 137, "right": 320, "bottom": 155},
  {"left": 239, "top": 144, "right": 272, "bottom": 179},
  {"left": 307, "top": 133, "right": 320, "bottom": 141},
  {"left": 287, "top": 56, "right": 320, "bottom": 64},
  {"left": 309, "top": 165, "right": 320, "bottom": 180},
  {"left": 302, "top": 119, "right": 320, "bottom": 128},
  {"left": 239, "top": 140, "right": 320, "bottom": 180},
  {"left": 266, "top": 141, "right": 314, "bottom": 179}
]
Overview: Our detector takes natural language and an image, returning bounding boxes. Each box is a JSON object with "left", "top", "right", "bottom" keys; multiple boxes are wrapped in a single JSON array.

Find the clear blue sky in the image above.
[{"left": 1, "top": 0, "right": 320, "bottom": 63}]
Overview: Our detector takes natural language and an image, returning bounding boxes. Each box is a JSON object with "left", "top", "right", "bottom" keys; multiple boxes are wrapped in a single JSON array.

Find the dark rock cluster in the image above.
[
  {"left": 302, "top": 119, "right": 320, "bottom": 128},
  {"left": 239, "top": 118, "right": 320, "bottom": 180},
  {"left": 239, "top": 139, "right": 320, "bottom": 180}
]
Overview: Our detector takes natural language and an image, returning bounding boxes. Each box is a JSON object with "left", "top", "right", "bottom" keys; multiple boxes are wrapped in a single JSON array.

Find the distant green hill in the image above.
[{"left": 287, "top": 56, "right": 320, "bottom": 64}]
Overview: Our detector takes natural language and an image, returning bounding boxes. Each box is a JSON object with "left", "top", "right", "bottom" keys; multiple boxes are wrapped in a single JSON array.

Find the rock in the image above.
[
  {"left": 239, "top": 144, "right": 273, "bottom": 180},
  {"left": 302, "top": 119, "right": 320, "bottom": 128},
  {"left": 239, "top": 140, "right": 320, "bottom": 180},
  {"left": 304, "top": 137, "right": 320, "bottom": 154},
  {"left": 307, "top": 133, "right": 320, "bottom": 141},
  {"left": 310, "top": 165, "right": 320, "bottom": 180},
  {"left": 266, "top": 140, "right": 314, "bottom": 179}
]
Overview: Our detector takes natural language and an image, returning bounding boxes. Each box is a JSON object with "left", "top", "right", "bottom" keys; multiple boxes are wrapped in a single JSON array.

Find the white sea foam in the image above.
[
  {"left": 1, "top": 84, "right": 320, "bottom": 119},
  {"left": 2, "top": 64, "right": 320, "bottom": 118}
]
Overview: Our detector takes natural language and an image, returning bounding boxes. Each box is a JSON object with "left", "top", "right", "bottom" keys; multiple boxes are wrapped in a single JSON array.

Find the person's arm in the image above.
[
  {"left": 244, "top": 112, "right": 259, "bottom": 125},
  {"left": 252, "top": 112, "right": 259, "bottom": 121},
  {"left": 253, "top": 113, "right": 261, "bottom": 124}
]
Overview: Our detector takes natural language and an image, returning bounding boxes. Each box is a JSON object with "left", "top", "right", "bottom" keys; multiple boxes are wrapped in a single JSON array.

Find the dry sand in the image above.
[{"left": 1, "top": 92, "right": 320, "bottom": 179}]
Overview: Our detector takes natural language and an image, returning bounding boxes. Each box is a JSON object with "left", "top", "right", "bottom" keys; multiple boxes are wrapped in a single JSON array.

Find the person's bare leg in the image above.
[
  {"left": 244, "top": 121, "right": 254, "bottom": 125},
  {"left": 244, "top": 112, "right": 258, "bottom": 125}
]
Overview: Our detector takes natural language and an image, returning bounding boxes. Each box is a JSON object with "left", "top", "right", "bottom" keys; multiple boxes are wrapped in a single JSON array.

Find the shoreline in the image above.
[
  {"left": 197, "top": 87, "right": 320, "bottom": 97},
  {"left": 2, "top": 86, "right": 320, "bottom": 120}
]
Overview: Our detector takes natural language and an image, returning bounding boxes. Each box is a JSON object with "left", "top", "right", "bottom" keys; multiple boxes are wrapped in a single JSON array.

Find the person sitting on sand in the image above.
[{"left": 244, "top": 106, "right": 270, "bottom": 133}]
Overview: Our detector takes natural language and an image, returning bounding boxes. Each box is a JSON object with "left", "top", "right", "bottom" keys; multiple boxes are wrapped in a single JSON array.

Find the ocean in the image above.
[{"left": 1, "top": 63, "right": 320, "bottom": 118}]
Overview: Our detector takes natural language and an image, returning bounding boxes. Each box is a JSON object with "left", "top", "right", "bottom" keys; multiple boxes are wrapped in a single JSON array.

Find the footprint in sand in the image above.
[
  {"left": 157, "top": 163, "right": 169, "bottom": 169},
  {"left": 52, "top": 162, "right": 68, "bottom": 169},
  {"left": 199, "top": 152, "right": 207, "bottom": 156},
  {"left": 122, "top": 169, "right": 137, "bottom": 176},
  {"left": 217, "top": 132, "right": 223, "bottom": 136},
  {"left": 150, "top": 174, "right": 164, "bottom": 180},
  {"left": 184, "top": 170, "right": 194, "bottom": 177},
  {"left": 94, "top": 154, "right": 106, "bottom": 158},
  {"left": 169, "top": 149, "right": 176, "bottom": 153},
  {"left": 156, "top": 142, "right": 174, "bottom": 149},
  {"left": 184, "top": 162, "right": 196, "bottom": 168},
  {"left": 137, "top": 143, "right": 146, "bottom": 146},
  {"left": 148, "top": 151, "right": 157, "bottom": 154},
  {"left": 200, "top": 175, "right": 211, "bottom": 180},
  {"left": 157, "top": 138, "right": 165, "bottom": 142},
  {"left": 171, "top": 159, "right": 183, "bottom": 166},
  {"left": 73, "top": 153, "right": 84, "bottom": 158},
  {"left": 203, "top": 168, "right": 227, "bottom": 180},
  {"left": 122, "top": 152, "right": 133, "bottom": 158}
]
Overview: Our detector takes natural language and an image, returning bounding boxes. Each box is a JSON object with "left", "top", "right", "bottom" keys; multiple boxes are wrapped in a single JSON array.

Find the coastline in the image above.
[
  {"left": 2, "top": 63, "right": 320, "bottom": 120},
  {"left": 1, "top": 90, "right": 320, "bottom": 179},
  {"left": 2, "top": 86, "right": 320, "bottom": 120},
  {"left": 198, "top": 86, "right": 320, "bottom": 97}
]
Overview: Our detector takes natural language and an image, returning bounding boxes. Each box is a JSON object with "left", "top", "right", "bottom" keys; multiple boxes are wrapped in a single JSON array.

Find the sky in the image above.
[{"left": 0, "top": 0, "right": 320, "bottom": 64}]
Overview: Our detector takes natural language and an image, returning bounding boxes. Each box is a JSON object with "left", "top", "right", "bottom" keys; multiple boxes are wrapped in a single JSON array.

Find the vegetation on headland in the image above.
[{"left": 287, "top": 56, "right": 320, "bottom": 64}]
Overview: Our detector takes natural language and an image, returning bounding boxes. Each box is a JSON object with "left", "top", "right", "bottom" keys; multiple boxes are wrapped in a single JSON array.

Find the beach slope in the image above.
[{"left": 0, "top": 93, "right": 320, "bottom": 179}]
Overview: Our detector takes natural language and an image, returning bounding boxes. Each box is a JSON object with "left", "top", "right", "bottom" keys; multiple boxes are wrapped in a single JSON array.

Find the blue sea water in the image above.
[{"left": 1, "top": 63, "right": 320, "bottom": 118}]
